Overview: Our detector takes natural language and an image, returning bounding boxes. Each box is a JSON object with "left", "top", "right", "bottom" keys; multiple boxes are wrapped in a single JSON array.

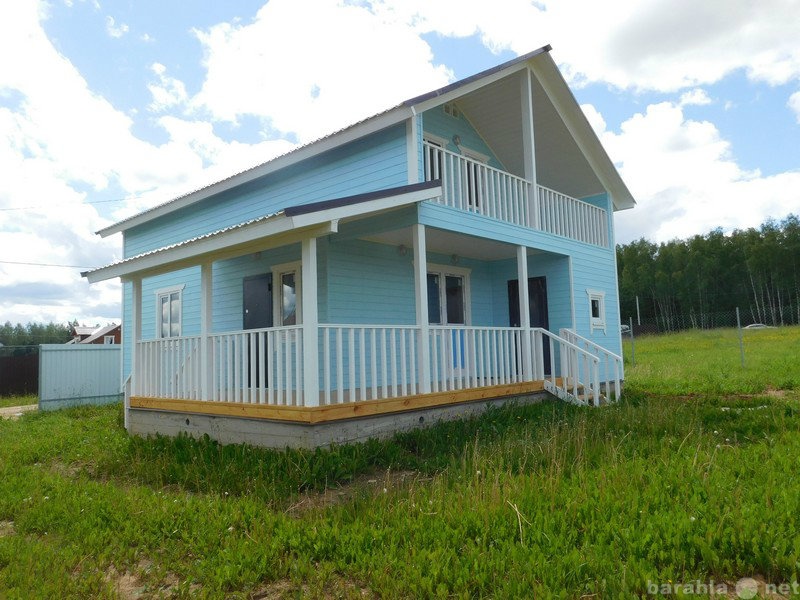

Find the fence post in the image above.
[
  {"left": 629, "top": 316, "right": 635, "bottom": 366},
  {"left": 736, "top": 307, "right": 745, "bottom": 368}
]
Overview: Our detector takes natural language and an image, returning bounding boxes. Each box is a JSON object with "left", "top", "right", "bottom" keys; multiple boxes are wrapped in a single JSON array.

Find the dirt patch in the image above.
[
  {"left": 0, "top": 404, "right": 37, "bottom": 420},
  {"left": 0, "top": 521, "right": 15, "bottom": 537},
  {"left": 104, "top": 559, "right": 199, "bottom": 599},
  {"left": 50, "top": 461, "right": 84, "bottom": 479},
  {"left": 721, "top": 576, "right": 792, "bottom": 599},
  {"left": 285, "top": 470, "right": 427, "bottom": 514},
  {"left": 252, "top": 575, "right": 372, "bottom": 599},
  {"left": 105, "top": 564, "right": 146, "bottom": 599}
]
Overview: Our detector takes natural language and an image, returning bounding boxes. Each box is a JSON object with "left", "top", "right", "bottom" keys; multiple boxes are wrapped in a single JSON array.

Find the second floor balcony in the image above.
[{"left": 423, "top": 141, "right": 610, "bottom": 248}]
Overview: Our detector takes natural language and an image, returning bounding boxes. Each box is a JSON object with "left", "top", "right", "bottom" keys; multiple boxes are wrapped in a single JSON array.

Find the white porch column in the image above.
[
  {"left": 520, "top": 69, "right": 538, "bottom": 229},
  {"left": 517, "top": 246, "right": 533, "bottom": 379},
  {"left": 413, "top": 224, "right": 431, "bottom": 393},
  {"left": 125, "top": 277, "right": 142, "bottom": 431},
  {"left": 200, "top": 262, "right": 213, "bottom": 401},
  {"left": 301, "top": 237, "right": 319, "bottom": 406}
]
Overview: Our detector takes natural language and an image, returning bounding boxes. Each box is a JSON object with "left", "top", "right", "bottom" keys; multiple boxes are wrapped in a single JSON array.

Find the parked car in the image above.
[
  {"left": 620, "top": 324, "right": 631, "bottom": 334},
  {"left": 743, "top": 323, "right": 774, "bottom": 329}
]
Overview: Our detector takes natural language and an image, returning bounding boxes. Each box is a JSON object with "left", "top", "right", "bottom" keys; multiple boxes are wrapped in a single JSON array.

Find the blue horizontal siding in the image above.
[
  {"left": 124, "top": 124, "right": 409, "bottom": 257},
  {"left": 212, "top": 244, "right": 302, "bottom": 333}
]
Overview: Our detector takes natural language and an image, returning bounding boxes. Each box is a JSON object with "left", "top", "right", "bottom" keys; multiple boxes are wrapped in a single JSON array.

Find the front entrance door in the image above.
[
  {"left": 508, "top": 276, "right": 550, "bottom": 373},
  {"left": 243, "top": 274, "right": 273, "bottom": 386},
  {"left": 243, "top": 274, "right": 273, "bottom": 330}
]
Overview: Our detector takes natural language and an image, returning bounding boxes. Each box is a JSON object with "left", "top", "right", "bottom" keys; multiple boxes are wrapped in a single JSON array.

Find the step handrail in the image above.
[{"left": 559, "top": 328, "right": 623, "bottom": 402}]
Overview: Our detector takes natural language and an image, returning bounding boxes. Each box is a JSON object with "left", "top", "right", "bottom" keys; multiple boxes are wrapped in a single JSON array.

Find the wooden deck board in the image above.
[{"left": 130, "top": 380, "right": 549, "bottom": 424}]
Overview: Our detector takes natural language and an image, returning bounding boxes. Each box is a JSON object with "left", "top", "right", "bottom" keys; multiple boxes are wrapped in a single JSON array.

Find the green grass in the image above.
[
  {"left": 0, "top": 395, "right": 37, "bottom": 409},
  {"left": 1, "top": 328, "right": 799, "bottom": 598}
]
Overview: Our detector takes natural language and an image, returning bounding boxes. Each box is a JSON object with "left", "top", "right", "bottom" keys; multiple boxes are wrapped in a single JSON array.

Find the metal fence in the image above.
[
  {"left": 624, "top": 306, "right": 800, "bottom": 337},
  {"left": 38, "top": 344, "right": 122, "bottom": 411},
  {"left": 0, "top": 346, "right": 39, "bottom": 396}
]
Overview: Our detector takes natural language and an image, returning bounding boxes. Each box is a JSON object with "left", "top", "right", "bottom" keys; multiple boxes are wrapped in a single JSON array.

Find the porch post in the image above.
[
  {"left": 413, "top": 224, "right": 431, "bottom": 393},
  {"left": 517, "top": 246, "right": 533, "bottom": 380},
  {"left": 301, "top": 237, "right": 320, "bottom": 406},
  {"left": 130, "top": 277, "right": 142, "bottom": 398},
  {"left": 200, "top": 262, "right": 212, "bottom": 401},
  {"left": 521, "top": 69, "right": 538, "bottom": 229}
]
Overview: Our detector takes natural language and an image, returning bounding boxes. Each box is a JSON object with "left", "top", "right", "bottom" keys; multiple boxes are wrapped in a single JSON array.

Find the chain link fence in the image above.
[{"left": 623, "top": 305, "right": 800, "bottom": 337}]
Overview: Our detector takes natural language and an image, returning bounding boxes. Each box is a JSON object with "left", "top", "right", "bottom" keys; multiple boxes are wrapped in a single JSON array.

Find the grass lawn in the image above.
[
  {"left": 1, "top": 327, "right": 799, "bottom": 598},
  {"left": 0, "top": 395, "right": 37, "bottom": 409}
]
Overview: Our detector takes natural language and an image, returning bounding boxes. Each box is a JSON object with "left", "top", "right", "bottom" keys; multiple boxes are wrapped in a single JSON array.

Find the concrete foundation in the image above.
[{"left": 127, "top": 391, "right": 550, "bottom": 449}]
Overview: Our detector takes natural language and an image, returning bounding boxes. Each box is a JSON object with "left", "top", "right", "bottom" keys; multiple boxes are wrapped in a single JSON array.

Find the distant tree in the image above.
[
  {"left": 617, "top": 214, "right": 800, "bottom": 327},
  {"left": 0, "top": 322, "right": 73, "bottom": 347}
]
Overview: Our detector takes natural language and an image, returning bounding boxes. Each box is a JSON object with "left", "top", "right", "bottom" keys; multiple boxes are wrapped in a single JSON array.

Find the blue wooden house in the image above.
[{"left": 84, "top": 45, "right": 635, "bottom": 448}]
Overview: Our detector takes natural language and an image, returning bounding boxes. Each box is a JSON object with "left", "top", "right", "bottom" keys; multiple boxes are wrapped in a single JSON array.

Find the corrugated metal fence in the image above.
[{"left": 38, "top": 345, "right": 122, "bottom": 411}]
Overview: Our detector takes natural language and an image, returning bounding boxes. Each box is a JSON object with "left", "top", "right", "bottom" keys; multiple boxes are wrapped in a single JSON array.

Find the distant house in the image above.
[
  {"left": 68, "top": 324, "right": 122, "bottom": 345},
  {"left": 69, "top": 325, "right": 97, "bottom": 343},
  {"left": 84, "top": 45, "right": 634, "bottom": 449}
]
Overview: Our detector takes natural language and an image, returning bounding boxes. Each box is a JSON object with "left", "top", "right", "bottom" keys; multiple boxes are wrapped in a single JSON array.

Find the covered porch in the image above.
[{"left": 85, "top": 183, "right": 622, "bottom": 446}]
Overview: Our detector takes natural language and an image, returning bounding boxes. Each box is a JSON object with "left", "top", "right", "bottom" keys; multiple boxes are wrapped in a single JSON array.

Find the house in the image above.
[
  {"left": 68, "top": 323, "right": 122, "bottom": 344},
  {"left": 69, "top": 325, "right": 97, "bottom": 343},
  {"left": 84, "top": 45, "right": 635, "bottom": 449},
  {"left": 80, "top": 323, "right": 122, "bottom": 345}
]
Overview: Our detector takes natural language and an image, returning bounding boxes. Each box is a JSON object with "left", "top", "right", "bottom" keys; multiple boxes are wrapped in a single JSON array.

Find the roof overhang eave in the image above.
[{"left": 84, "top": 183, "right": 442, "bottom": 283}]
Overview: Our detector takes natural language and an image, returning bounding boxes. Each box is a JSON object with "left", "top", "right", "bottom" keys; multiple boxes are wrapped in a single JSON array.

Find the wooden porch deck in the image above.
[{"left": 127, "top": 380, "right": 556, "bottom": 449}]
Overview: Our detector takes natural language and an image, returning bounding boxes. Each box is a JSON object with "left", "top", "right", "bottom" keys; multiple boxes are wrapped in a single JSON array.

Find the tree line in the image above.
[
  {"left": 617, "top": 214, "right": 800, "bottom": 329},
  {"left": 0, "top": 322, "right": 73, "bottom": 347}
]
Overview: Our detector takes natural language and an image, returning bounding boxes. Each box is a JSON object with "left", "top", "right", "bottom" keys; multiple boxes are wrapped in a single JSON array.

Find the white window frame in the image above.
[
  {"left": 271, "top": 261, "right": 302, "bottom": 326},
  {"left": 427, "top": 263, "right": 471, "bottom": 325},
  {"left": 586, "top": 289, "right": 606, "bottom": 333},
  {"left": 155, "top": 284, "right": 185, "bottom": 338},
  {"left": 424, "top": 133, "right": 450, "bottom": 148},
  {"left": 460, "top": 146, "right": 490, "bottom": 165},
  {"left": 103, "top": 335, "right": 115, "bottom": 345}
]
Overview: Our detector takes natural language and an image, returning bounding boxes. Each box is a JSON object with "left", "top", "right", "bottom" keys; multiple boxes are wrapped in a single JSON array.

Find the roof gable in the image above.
[{"left": 98, "top": 45, "right": 632, "bottom": 237}]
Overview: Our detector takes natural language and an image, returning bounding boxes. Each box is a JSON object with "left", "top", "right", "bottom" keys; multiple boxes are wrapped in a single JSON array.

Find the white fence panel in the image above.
[{"left": 38, "top": 344, "right": 122, "bottom": 411}]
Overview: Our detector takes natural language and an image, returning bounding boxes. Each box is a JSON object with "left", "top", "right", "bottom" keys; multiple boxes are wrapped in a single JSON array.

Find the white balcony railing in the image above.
[
  {"left": 424, "top": 142, "right": 532, "bottom": 227},
  {"left": 537, "top": 186, "right": 609, "bottom": 248},
  {"left": 133, "top": 325, "right": 619, "bottom": 408},
  {"left": 423, "top": 141, "right": 609, "bottom": 247}
]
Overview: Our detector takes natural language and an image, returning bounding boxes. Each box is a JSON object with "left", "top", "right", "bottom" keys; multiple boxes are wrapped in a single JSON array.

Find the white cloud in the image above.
[
  {"left": 105, "top": 15, "right": 129, "bottom": 38},
  {"left": 0, "top": 1, "right": 301, "bottom": 324},
  {"left": 192, "top": 0, "right": 453, "bottom": 141},
  {"left": 590, "top": 99, "right": 800, "bottom": 243},
  {"left": 679, "top": 89, "right": 712, "bottom": 106},
  {"left": 369, "top": 0, "right": 800, "bottom": 93},
  {"left": 789, "top": 91, "right": 800, "bottom": 123},
  {"left": 148, "top": 63, "right": 188, "bottom": 112}
]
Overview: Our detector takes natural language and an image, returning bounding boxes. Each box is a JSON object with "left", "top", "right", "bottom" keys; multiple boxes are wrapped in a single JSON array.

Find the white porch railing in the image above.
[
  {"left": 208, "top": 326, "right": 303, "bottom": 405},
  {"left": 429, "top": 326, "right": 525, "bottom": 391},
  {"left": 537, "top": 186, "right": 609, "bottom": 247},
  {"left": 559, "top": 328, "right": 623, "bottom": 401},
  {"left": 320, "top": 325, "right": 420, "bottom": 404},
  {"left": 133, "top": 325, "right": 617, "bottom": 407},
  {"left": 423, "top": 141, "right": 609, "bottom": 247},
  {"left": 136, "top": 335, "right": 202, "bottom": 400}
]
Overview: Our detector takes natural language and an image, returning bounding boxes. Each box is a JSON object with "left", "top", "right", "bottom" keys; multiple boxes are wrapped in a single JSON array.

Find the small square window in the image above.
[
  {"left": 443, "top": 102, "right": 460, "bottom": 118},
  {"left": 586, "top": 289, "right": 606, "bottom": 332}
]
